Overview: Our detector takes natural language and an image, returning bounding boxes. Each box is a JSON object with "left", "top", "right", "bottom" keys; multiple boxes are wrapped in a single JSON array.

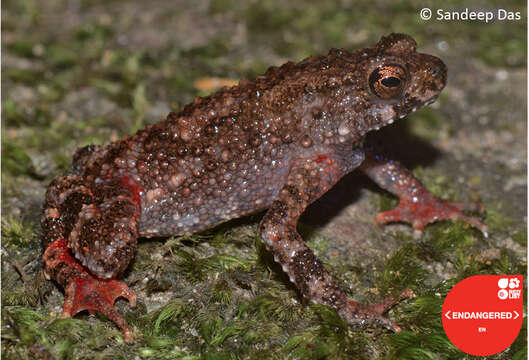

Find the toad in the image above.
[{"left": 41, "top": 34, "right": 487, "bottom": 343}]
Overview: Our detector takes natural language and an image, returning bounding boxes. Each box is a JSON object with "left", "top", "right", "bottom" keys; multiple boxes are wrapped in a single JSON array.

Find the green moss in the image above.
[
  {"left": 241, "top": 1, "right": 358, "bottom": 57},
  {"left": 421, "top": 220, "right": 477, "bottom": 261},
  {"left": 1, "top": 140, "right": 36, "bottom": 178},
  {"left": 74, "top": 22, "right": 114, "bottom": 42},
  {"left": 4, "top": 68, "right": 44, "bottom": 84},
  {"left": 388, "top": 331, "right": 458, "bottom": 359},
  {"left": 173, "top": 247, "right": 249, "bottom": 283},
  {"left": 376, "top": 240, "right": 426, "bottom": 296},
  {"left": 6, "top": 39, "right": 38, "bottom": 58},
  {"left": 1, "top": 217, "right": 35, "bottom": 248},
  {"left": 89, "top": 78, "right": 124, "bottom": 97},
  {"left": 512, "top": 230, "right": 527, "bottom": 246},
  {"left": 132, "top": 82, "right": 148, "bottom": 131},
  {"left": 1, "top": 306, "right": 139, "bottom": 358},
  {"left": 46, "top": 45, "right": 78, "bottom": 70},
  {"left": 184, "top": 39, "right": 231, "bottom": 60},
  {"left": 486, "top": 208, "right": 516, "bottom": 234},
  {"left": 3, "top": 99, "right": 25, "bottom": 127},
  {"left": 249, "top": 293, "right": 298, "bottom": 323},
  {"left": 284, "top": 304, "right": 372, "bottom": 359},
  {"left": 147, "top": 299, "right": 192, "bottom": 336},
  {"left": 377, "top": 191, "right": 399, "bottom": 212},
  {"left": 211, "top": 279, "right": 234, "bottom": 305},
  {"left": 199, "top": 317, "right": 241, "bottom": 346},
  {"left": 471, "top": 25, "right": 526, "bottom": 67},
  {"left": 208, "top": 0, "right": 235, "bottom": 15},
  {"left": 409, "top": 167, "right": 450, "bottom": 199},
  {"left": 511, "top": 319, "right": 528, "bottom": 360}
]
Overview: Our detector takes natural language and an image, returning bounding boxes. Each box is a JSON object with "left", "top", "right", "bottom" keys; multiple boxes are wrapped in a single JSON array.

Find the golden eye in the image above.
[{"left": 369, "top": 64, "right": 408, "bottom": 100}]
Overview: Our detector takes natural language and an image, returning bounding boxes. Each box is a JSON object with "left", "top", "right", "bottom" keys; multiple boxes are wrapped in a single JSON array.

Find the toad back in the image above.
[{"left": 42, "top": 34, "right": 486, "bottom": 343}]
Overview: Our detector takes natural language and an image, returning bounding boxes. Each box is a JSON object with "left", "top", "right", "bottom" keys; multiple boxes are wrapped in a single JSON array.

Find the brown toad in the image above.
[{"left": 42, "top": 33, "right": 487, "bottom": 343}]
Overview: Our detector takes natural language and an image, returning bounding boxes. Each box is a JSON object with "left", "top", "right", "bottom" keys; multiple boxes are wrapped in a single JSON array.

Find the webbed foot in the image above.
[
  {"left": 375, "top": 193, "right": 488, "bottom": 237},
  {"left": 344, "top": 288, "right": 414, "bottom": 332},
  {"left": 62, "top": 277, "right": 136, "bottom": 343}
]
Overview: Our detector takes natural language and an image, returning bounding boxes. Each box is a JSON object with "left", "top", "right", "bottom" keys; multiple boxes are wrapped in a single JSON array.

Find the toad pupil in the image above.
[
  {"left": 382, "top": 77, "right": 401, "bottom": 87},
  {"left": 41, "top": 33, "right": 487, "bottom": 343}
]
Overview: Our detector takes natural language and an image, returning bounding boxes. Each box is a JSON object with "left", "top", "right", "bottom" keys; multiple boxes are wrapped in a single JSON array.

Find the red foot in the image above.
[
  {"left": 62, "top": 277, "right": 136, "bottom": 343},
  {"left": 347, "top": 289, "right": 414, "bottom": 332},
  {"left": 375, "top": 192, "right": 488, "bottom": 237}
]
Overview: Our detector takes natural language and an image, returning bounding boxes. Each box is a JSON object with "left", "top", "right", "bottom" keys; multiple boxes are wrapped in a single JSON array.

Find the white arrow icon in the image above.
[{"left": 443, "top": 310, "right": 520, "bottom": 320}]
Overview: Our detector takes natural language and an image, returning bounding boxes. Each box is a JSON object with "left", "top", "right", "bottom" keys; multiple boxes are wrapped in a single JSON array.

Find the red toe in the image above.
[
  {"left": 62, "top": 277, "right": 136, "bottom": 343},
  {"left": 375, "top": 193, "right": 487, "bottom": 235}
]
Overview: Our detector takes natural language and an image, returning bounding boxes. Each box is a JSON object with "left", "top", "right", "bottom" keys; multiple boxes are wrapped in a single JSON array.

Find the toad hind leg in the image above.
[
  {"left": 360, "top": 151, "right": 488, "bottom": 237},
  {"left": 42, "top": 175, "right": 141, "bottom": 343},
  {"left": 43, "top": 240, "right": 136, "bottom": 343},
  {"left": 259, "top": 155, "right": 409, "bottom": 332}
]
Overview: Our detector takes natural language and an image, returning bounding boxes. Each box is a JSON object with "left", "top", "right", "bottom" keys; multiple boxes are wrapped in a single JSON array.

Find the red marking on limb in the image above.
[
  {"left": 44, "top": 239, "right": 87, "bottom": 274},
  {"left": 46, "top": 238, "right": 68, "bottom": 251},
  {"left": 119, "top": 177, "right": 143, "bottom": 208},
  {"left": 316, "top": 154, "right": 329, "bottom": 163},
  {"left": 44, "top": 240, "right": 137, "bottom": 343}
]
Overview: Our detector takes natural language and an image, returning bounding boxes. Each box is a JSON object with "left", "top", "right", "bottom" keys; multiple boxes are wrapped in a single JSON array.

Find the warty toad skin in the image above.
[{"left": 41, "top": 33, "right": 487, "bottom": 343}]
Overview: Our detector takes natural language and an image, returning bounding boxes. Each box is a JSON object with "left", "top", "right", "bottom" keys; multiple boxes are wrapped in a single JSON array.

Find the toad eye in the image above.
[{"left": 369, "top": 64, "right": 408, "bottom": 100}]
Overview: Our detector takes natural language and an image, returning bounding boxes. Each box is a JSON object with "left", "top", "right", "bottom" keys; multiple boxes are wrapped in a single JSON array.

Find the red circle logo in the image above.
[{"left": 442, "top": 275, "right": 523, "bottom": 356}]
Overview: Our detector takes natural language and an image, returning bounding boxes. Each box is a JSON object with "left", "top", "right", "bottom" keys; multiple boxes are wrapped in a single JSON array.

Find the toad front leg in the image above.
[
  {"left": 41, "top": 175, "right": 140, "bottom": 343},
  {"left": 360, "top": 152, "right": 488, "bottom": 237},
  {"left": 259, "top": 154, "right": 410, "bottom": 332}
]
